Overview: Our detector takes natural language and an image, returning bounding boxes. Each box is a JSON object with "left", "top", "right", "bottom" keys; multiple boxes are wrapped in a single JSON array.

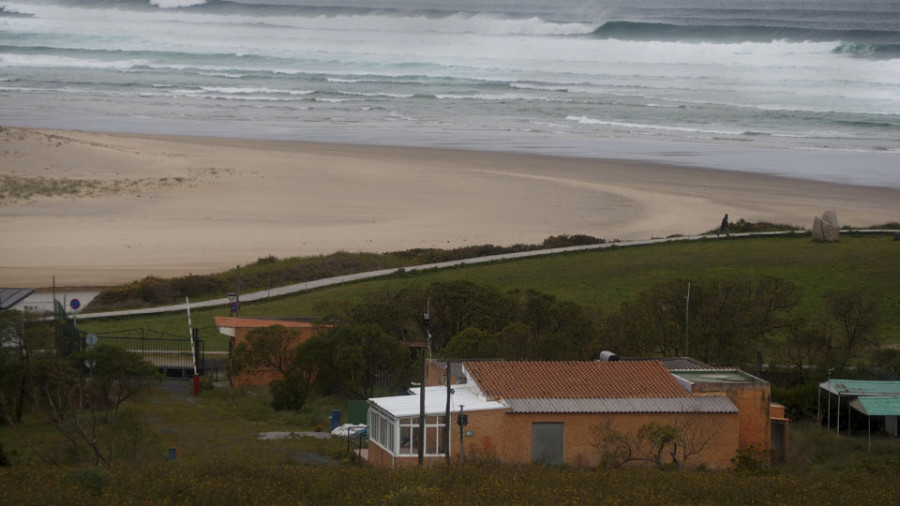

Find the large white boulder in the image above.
[{"left": 812, "top": 210, "right": 840, "bottom": 241}]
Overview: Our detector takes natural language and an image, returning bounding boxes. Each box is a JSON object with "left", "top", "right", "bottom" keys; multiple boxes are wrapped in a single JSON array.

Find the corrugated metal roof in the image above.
[
  {"left": 849, "top": 396, "right": 900, "bottom": 416},
  {"left": 820, "top": 379, "right": 900, "bottom": 396},
  {"left": 0, "top": 288, "right": 35, "bottom": 310},
  {"left": 368, "top": 384, "right": 506, "bottom": 419},
  {"left": 505, "top": 396, "right": 737, "bottom": 414}
]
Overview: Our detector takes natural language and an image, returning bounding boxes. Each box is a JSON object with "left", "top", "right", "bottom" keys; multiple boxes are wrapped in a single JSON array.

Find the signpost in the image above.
[{"left": 70, "top": 298, "right": 81, "bottom": 326}]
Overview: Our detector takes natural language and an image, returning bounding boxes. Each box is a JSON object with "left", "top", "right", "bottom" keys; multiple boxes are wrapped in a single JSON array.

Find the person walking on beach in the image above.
[{"left": 717, "top": 214, "right": 729, "bottom": 237}]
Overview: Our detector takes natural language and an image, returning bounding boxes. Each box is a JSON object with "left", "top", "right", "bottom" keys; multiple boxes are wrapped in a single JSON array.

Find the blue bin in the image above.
[{"left": 330, "top": 409, "right": 341, "bottom": 431}]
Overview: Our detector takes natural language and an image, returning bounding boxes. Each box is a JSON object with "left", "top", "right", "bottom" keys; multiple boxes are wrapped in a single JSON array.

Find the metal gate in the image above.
[{"left": 90, "top": 328, "right": 204, "bottom": 380}]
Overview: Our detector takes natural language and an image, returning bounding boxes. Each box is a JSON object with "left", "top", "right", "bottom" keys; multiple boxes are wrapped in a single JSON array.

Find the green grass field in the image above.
[{"left": 77, "top": 233, "right": 900, "bottom": 351}]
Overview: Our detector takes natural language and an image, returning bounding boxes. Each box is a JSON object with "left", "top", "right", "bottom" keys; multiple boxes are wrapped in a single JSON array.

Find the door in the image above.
[{"left": 531, "top": 422, "right": 564, "bottom": 465}]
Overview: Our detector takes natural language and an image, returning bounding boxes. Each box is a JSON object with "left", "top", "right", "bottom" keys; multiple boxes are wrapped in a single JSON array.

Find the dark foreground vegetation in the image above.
[{"left": 1, "top": 381, "right": 899, "bottom": 505}]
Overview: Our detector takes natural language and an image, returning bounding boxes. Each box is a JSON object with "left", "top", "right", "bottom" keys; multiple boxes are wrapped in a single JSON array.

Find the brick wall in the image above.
[
  {"left": 692, "top": 382, "right": 771, "bottom": 450},
  {"left": 458, "top": 409, "right": 739, "bottom": 469}
]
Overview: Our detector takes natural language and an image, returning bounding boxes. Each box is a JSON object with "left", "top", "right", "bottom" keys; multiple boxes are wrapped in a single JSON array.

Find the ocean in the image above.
[{"left": 2, "top": 0, "right": 899, "bottom": 187}]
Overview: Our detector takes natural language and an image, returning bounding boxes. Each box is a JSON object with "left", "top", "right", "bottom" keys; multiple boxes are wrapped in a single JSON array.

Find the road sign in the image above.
[{"left": 70, "top": 298, "right": 81, "bottom": 310}]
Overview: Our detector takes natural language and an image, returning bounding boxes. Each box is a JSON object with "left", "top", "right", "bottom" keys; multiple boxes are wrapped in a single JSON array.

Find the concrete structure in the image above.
[
  {"left": 368, "top": 360, "right": 779, "bottom": 469},
  {"left": 670, "top": 368, "right": 773, "bottom": 451},
  {"left": 213, "top": 316, "right": 321, "bottom": 387}
]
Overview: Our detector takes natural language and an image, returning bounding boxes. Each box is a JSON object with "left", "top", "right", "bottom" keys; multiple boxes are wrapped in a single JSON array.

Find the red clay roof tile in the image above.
[{"left": 463, "top": 361, "right": 688, "bottom": 400}]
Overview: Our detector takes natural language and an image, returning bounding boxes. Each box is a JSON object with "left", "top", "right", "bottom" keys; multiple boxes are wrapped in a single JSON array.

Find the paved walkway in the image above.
[{"left": 78, "top": 230, "right": 892, "bottom": 320}]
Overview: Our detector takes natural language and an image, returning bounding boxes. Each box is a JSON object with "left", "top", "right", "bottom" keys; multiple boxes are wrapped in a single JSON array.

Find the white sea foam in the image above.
[
  {"left": 149, "top": 0, "right": 207, "bottom": 9},
  {"left": 1, "top": 0, "right": 898, "bottom": 187},
  {"left": 199, "top": 86, "right": 315, "bottom": 96}
]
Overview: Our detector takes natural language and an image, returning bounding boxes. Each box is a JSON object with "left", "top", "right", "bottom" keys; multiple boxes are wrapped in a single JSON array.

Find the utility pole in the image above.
[
  {"left": 685, "top": 281, "right": 691, "bottom": 356},
  {"left": 445, "top": 359, "right": 452, "bottom": 465},
  {"left": 418, "top": 308, "right": 431, "bottom": 466},
  {"left": 458, "top": 404, "right": 466, "bottom": 462}
]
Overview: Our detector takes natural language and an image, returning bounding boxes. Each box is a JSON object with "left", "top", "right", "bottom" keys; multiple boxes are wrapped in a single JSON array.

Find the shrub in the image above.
[
  {"left": 66, "top": 468, "right": 110, "bottom": 497},
  {"left": 731, "top": 445, "right": 774, "bottom": 473},
  {"left": 270, "top": 371, "right": 311, "bottom": 412}
]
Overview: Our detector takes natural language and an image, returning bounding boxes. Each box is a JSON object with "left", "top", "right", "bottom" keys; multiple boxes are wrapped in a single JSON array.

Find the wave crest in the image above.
[{"left": 149, "top": 0, "right": 207, "bottom": 8}]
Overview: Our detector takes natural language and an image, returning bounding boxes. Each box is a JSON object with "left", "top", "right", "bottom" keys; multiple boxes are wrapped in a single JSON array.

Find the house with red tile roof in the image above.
[{"left": 367, "top": 360, "right": 761, "bottom": 469}]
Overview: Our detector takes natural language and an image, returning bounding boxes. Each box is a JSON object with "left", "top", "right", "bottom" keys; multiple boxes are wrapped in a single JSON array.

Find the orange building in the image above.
[
  {"left": 367, "top": 360, "right": 777, "bottom": 469},
  {"left": 213, "top": 316, "right": 321, "bottom": 387}
]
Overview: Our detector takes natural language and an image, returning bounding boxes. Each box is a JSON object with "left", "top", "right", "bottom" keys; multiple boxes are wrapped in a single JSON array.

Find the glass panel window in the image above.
[{"left": 397, "top": 415, "right": 448, "bottom": 456}]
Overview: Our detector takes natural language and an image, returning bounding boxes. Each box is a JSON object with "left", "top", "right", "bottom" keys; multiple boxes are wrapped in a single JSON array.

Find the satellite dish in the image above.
[{"left": 86, "top": 333, "right": 98, "bottom": 347}]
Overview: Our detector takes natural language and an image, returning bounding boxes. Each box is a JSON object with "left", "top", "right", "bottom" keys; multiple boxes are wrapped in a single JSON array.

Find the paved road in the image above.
[{"left": 81, "top": 229, "right": 900, "bottom": 320}]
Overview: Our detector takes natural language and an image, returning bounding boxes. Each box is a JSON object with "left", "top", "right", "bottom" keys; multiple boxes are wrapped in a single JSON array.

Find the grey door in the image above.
[{"left": 531, "top": 422, "right": 564, "bottom": 465}]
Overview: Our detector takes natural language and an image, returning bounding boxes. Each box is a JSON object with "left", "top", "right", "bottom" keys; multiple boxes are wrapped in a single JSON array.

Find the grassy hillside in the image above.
[{"left": 78, "top": 233, "right": 900, "bottom": 350}]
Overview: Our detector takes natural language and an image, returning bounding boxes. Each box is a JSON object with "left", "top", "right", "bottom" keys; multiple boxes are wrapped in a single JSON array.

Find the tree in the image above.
[
  {"left": 779, "top": 323, "right": 829, "bottom": 382},
  {"left": 330, "top": 324, "right": 411, "bottom": 398},
  {"left": 496, "top": 322, "right": 535, "bottom": 360},
  {"left": 0, "top": 309, "right": 54, "bottom": 424},
  {"left": 231, "top": 325, "right": 306, "bottom": 379},
  {"left": 70, "top": 344, "right": 161, "bottom": 419},
  {"left": 405, "top": 281, "right": 515, "bottom": 353},
  {"left": 601, "top": 277, "right": 801, "bottom": 368},
  {"left": 444, "top": 327, "right": 502, "bottom": 359},
  {"left": 822, "top": 289, "right": 881, "bottom": 370},
  {"left": 22, "top": 345, "right": 159, "bottom": 466},
  {"left": 269, "top": 371, "right": 311, "bottom": 412},
  {"left": 296, "top": 324, "right": 411, "bottom": 398}
]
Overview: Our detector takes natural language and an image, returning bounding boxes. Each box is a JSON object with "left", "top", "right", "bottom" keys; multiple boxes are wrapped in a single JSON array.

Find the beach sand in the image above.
[{"left": 2, "top": 126, "right": 898, "bottom": 289}]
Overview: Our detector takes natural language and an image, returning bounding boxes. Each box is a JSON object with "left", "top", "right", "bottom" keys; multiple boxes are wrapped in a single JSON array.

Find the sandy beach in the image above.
[{"left": 1, "top": 126, "right": 898, "bottom": 289}]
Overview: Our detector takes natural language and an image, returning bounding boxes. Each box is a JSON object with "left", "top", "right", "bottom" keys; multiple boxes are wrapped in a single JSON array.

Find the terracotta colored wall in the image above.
[
  {"left": 425, "top": 361, "right": 451, "bottom": 387},
  {"left": 455, "top": 408, "right": 509, "bottom": 461},
  {"left": 447, "top": 409, "right": 739, "bottom": 469},
  {"left": 367, "top": 441, "right": 394, "bottom": 468},
  {"left": 369, "top": 408, "right": 739, "bottom": 469},
  {"left": 692, "top": 383, "right": 771, "bottom": 450},
  {"left": 480, "top": 411, "right": 738, "bottom": 469},
  {"left": 770, "top": 403, "right": 786, "bottom": 419}
]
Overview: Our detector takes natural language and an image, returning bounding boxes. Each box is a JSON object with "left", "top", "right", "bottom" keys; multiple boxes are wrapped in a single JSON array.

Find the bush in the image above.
[
  {"left": 270, "top": 371, "right": 311, "bottom": 412},
  {"left": 0, "top": 443, "right": 9, "bottom": 467},
  {"left": 731, "top": 445, "right": 774, "bottom": 473},
  {"left": 66, "top": 468, "right": 110, "bottom": 497}
]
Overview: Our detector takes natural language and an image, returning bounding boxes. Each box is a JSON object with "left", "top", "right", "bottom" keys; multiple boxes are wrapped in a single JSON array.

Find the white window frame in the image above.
[{"left": 368, "top": 406, "right": 448, "bottom": 458}]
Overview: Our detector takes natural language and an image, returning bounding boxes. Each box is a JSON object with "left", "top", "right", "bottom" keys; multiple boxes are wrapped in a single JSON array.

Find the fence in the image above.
[{"left": 90, "top": 328, "right": 205, "bottom": 380}]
